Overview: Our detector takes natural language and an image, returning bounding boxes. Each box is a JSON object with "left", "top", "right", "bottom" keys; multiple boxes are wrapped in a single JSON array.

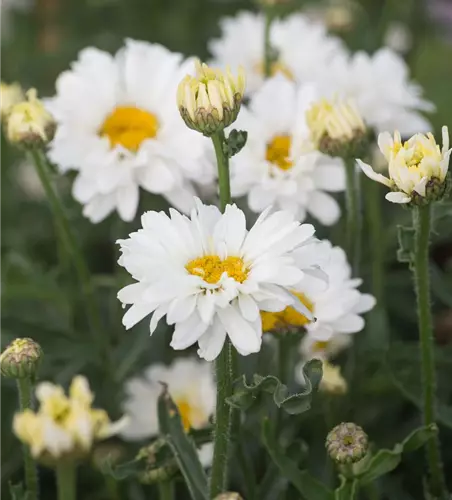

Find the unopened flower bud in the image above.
[
  {"left": 0, "top": 338, "right": 43, "bottom": 379},
  {"left": 319, "top": 361, "right": 347, "bottom": 395},
  {"left": 1, "top": 82, "right": 25, "bottom": 120},
  {"left": 326, "top": 422, "right": 368, "bottom": 464},
  {"left": 7, "top": 89, "right": 56, "bottom": 148},
  {"left": 306, "top": 97, "right": 368, "bottom": 158},
  {"left": 214, "top": 493, "right": 244, "bottom": 500},
  {"left": 177, "top": 61, "right": 246, "bottom": 137}
]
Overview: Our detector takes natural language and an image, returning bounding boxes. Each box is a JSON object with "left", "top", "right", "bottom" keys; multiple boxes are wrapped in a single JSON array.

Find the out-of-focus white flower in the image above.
[
  {"left": 261, "top": 240, "right": 375, "bottom": 339},
  {"left": 117, "top": 199, "right": 324, "bottom": 361},
  {"left": 230, "top": 76, "right": 345, "bottom": 225},
  {"left": 208, "top": 12, "right": 346, "bottom": 94},
  {"left": 1, "top": 82, "right": 24, "bottom": 120},
  {"left": 46, "top": 40, "right": 213, "bottom": 223},
  {"left": 384, "top": 22, "right": 412, "bottom": 55},
  {"left": 16, "top": 161, "right": 45, "bottom": 200},
  {"left": 177, "top": 60, "right": 245, "bottom": 136},
  {"left": 7, "top": 89, "right": 55, "bottom": 147},
  {"left": 121, "top": 358, "right": 215, "bottom": 465},
  {"left": 357, "top": 126, "right": 451, "bottom": 204},
  {"left": 317, "top": 48, "right": 434, "bottom": 135},
  {"left": 13, "top": 376, "right": 126, "bottom": 460}
]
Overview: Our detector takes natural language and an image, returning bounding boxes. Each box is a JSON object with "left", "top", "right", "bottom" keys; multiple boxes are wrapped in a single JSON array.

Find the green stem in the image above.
[
  {"left": 17, "top": 378, "right": 39, "bottom": 500},
  {"left": 344, "top": 158, "right": 361, "bottom": 275},
  {"left": 158, "top": 480, "right": 174, "bottom": 500},
  {"left": 56, "top": 463, "right": 76, "bottom": 500},
  {"left": 263, "top": 10, "right": 273, "bottom": 78},
  {"left": 412, "top": 205, "right": 446, "bottom": 498},
  {"left": 29, "top": 150, "right": 104, "bottom": 354},
  {"left": 209, "top": 131, "right": 238, "bottom": 498}
]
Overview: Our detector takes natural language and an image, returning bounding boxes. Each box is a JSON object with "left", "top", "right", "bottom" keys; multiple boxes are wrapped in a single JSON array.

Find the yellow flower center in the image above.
[
  {"left": 312, "top": 340, "right": 329, "bottom": 352},
  {"left": 174, "top": 398, "right": 207, "bottom": 432},
  {"left": 99, "top": 106, "right": 159, "bottom": 151},
  {"left": 261, "top": 292, "right": 314, "bottom": 332},
  {"left": 256, "top": 60, "right": 294, "bottom": 81},
  {"left": 186, "top": 255, "right": 249, "bottom": 284},
  {"left": 266, "top": 135, "right": 293, "bottom": 171}
]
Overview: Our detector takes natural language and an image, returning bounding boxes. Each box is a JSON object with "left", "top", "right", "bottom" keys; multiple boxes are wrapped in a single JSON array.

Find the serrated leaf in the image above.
[
  {"left": 224, "top": 129, "right": 248, "bottom": 158},
  {"left": 335, "top": 476, "right": 359, "bottom": 500},
  {"left": 157, "top": 385, "right": 208, "bottom": 500},
  {"left": 261, "top": 418, "right": 334, "bottom": 500},
  {"left": 227, "top": 358, "right": 322, "bottom": 414},
  {"left": 357, "top": 424, "right": 438, "bottom": 485},
  {"left": 396, "top": 225, "right": 415, "bottom": 263}
]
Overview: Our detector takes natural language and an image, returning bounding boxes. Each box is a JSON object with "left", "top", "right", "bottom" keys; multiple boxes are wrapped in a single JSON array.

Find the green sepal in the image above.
[
  {"left": 355, "top": 424, "right": 438, "bottom": 485},
  {"left": 223, "top": 129, "right": 248, "bottom": 158},
  {"left": 157, "top": 384, "right": 208, "bottom": 500},
  {"left": 227, "top": 358, "right": 322, "bottom": 414},
  {"left": 396, "top": 225, "right": 415, "bottom": 264},
  {"left": 261, "top": 418, "right": 334, "bottom": 500}
]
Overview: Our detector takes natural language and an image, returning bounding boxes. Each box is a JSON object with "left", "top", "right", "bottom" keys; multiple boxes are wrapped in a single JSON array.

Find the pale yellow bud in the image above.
[
  {"left": 177, "top": 61, "right": 246, "bottom": 136},
  {"left": 306, "top": 97, "right": 367, "bottom": 157},
  {"left": 7, "top": 89, "right": 55, "bottom": 148},
  {"left": 319, "top": 361, "right": 347, "bottom": 395},
  {"left": 1, "top": 82, "right": 25, "bottom": 120}
]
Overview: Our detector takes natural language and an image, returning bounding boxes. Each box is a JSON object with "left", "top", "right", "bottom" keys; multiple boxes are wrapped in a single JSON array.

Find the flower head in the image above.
[
  {"left": 1, "top": 82, "right": 25, "bottom": 120},
  {"left": 230, "top": 77, "right": 346, "bottom": 226},
  {"left": 318, "top": 361, "right": 347, "bottom": 394},
  {"left": 117, "top": 199, "right": 323, "bottom": 361},
  {"left": 121, "top": 358, "right": 215, "bottom": 466},
  {"left": 7, "top": 89, "right": 55, "bottom": 148},
  {"left": 177, "top": 60, "right": 245, "bottom": 136},
  {"left": 357, "top": 126, "right": 451, "bottom": 205},
  {"left": 306, "top": 96, "right": 367, "bottom": 157},
  {"left": 13, "top": 375, "right": 126, "bottom": 462},
  {"left": 46, "top": 41, "right": 213, "bottom": 223},
  {"left": 326, "top": 422, "right": 368, "bottom": 464},
  {"left": 0, "top": 338, "right": 43, "bottom": 379}
]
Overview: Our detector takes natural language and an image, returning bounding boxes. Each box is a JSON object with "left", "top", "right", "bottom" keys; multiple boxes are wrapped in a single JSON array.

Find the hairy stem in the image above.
[
  {"left": 158, "top": 480, "right": 174, "bottom": 500},
  {"left": 344, "top": 158, "right": 361, "bottom": 275},
  {"left": 412, "top": 205, "right": 446, "bottom": 498}
]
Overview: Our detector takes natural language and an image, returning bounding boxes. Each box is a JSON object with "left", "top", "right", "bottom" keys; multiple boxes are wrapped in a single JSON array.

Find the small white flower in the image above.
[
  {"left": 357, "top": 126, "right": 451, "bottom": 204},
  {"left": 46, "top": 40, "right": 213, "bottom": 223},
  {"left": 117, "top": 199, "right": 324, "bottom": 361},
  {"left": 317, "top": 48, "right": 434, "bottom": 135},
  {"left": 120, "top": 358, "right": 215, "bottom": 467},
  {"left": 208, "top": 12, "right": 346, "bottom": 94},
  {"left": 230, "top": 76, "right": 345, "bottom": 226}
]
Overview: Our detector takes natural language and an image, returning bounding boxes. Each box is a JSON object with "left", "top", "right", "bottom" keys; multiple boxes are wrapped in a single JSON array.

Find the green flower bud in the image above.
[
  {"left": 326, "top": 422, "right": 368, "bottom": 464},
  {"left": 0, "top": 338, "right": 43, "bottom": 379}
]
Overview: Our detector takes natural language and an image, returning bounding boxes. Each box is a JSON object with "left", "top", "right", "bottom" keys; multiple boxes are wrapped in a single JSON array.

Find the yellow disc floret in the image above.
[
  {"left": 266, "top": 135, "right": 293, "bottom": 171},
  {"left": 261, "top": 292, "right": 314, "bottom": 332},
  {"left": 186, "top": 255, "right": 249, "bottom": 284}
]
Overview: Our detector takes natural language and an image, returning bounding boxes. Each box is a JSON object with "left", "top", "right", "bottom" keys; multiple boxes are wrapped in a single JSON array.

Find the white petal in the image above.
[
  {"left": 116, "top": 184, "right": 139, "bottom": 222},
  {"left": 385, "top": 191, "right": 411, "bottom": 203},
  {"left": 356, "top": 159, "right": 392, "bottom": 188},
  {"left": 333, "top": 314, "right": 365, "bottom": 334},
  {"left": 123, "top": 303, "right": 157, "bottom": 330},
  {"left": 377, "top": 132, "right": 394, "bottom": 161},
  {"left": 150, "top": 305, "right": 168, "bottom": 335},
  {"left": 238, "top": 294, "right": 259, "bottom": 322},
  {"left": 307, "top": 191, "right": 341, "bottom": 226},
  {"left": 352, "top": 294, "right": 376, "bottom": 314},
  {"left": 166, "top": 295, "right": 197, "bottom": 324},
  {"left": 217, "top": 305, "right": 261, "bottom": 356},
  {"left": 170, "top": 312, "right": 209, "bottom": 350},
  {"left": 413, "top": 176, "right": 428, "bottom": 197},
  {"left": 117, "top": 282, "right": 147, "bottom": 304},
  {"left": 197, "top": 316, "right": 227, "bottom": 361},
  {"left": 197, "top": 293, "right": 216, "bottom": 324}
]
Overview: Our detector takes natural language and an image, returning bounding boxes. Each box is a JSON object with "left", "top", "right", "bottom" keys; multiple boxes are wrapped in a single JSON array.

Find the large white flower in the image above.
[
  {"left": 120, "top": 358, "right": 215, "bottom": 465},
  {"left": 317, "top": 48, "right": 434, "bottom": 135},
  {"left": 46, "top": 40, "right": 213, "bottom": 223},
  {"left": 261, "top": 240, "right": 375, "bottom": 341},
  {"left": 117, "top": 199, "right": 325, "bottom": 361},
  {"left": 208, "top": 12, "right": 346, "bottom": 94},
  {"left": 230, "top": 76, "right": 345, "bottom": 225}
]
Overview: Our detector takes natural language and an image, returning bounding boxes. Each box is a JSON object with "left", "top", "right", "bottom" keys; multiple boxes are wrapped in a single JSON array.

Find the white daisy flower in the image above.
[
  {"left": 208, "top": 12, "right": 346, "bottom": 94},
  {"left": 261, "top": 240, "right": 375, "bottom": 342},
  {"left": 230, "top": 76, "right": 345, "bottom": 225},
  {"left": 317, "top": 48, "right": 434, "bottom": 135},
  {"left": 46, "top": 40, "right": 213, "bottom": 223},
  {"left": 120, "top": 358, "right": 215, "bottom": 466},
  {"left": 117, "top": 199, "right": 324, "bottom": 361}
]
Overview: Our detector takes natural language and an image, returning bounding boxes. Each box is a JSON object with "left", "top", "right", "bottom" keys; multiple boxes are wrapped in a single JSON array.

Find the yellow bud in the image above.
[
  {"left": 319, "top": 361, "right": 347, "bottom": 395},
  {"left": 1, "top": 82, "right": 25, "bottom": 120},
  {"left": 177, "top": 61, "right": 246, "bottom": 136},
  {"left": 7, "top": 89, "right": 56, "bottom": 148}
]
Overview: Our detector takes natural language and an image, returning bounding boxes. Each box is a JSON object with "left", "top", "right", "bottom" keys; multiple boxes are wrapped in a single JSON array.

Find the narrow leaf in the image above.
[
  {"left": 261, "top": 418, "right": 334, "bottom": 500},
  {"left": 157, "top": 384, "right": 208, "bottom": 500},
  {"left": 224, "top": 129, "right": 248, "bottom": 158},
  {"left": 101, "top": 456, "right": 145, "bottom": 480},
  {"left": 227, "top": 359, "right": 322, "bottom": 415}
]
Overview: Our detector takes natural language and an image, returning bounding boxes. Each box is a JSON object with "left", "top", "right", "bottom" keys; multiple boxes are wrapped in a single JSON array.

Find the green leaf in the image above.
[
  {"left": 227, "top": 358, "right": 322, "bottom": 415},
  {"left": 335, "top": 476, "right": 359, "bottom": 500},
  {"left": 157, "top": 384, "right": 208, "bottom": 500},
  {"left": 261, "top": 418, "right": 334, "bottom": 500},
  {"left": 101, "top": 456, "right": 145, "bottom": 480},
  {"left": 396, "top": 225, "right": 415, "bottom": 263},
  {"left": 357, "top": 424, "right": 438, "bottom": 485},
  {"left": 224, "top": 129, "right": 248, "bottom": 158},
  {"left": 9, "top": 483, "right": 31, "bottom": 500}
]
